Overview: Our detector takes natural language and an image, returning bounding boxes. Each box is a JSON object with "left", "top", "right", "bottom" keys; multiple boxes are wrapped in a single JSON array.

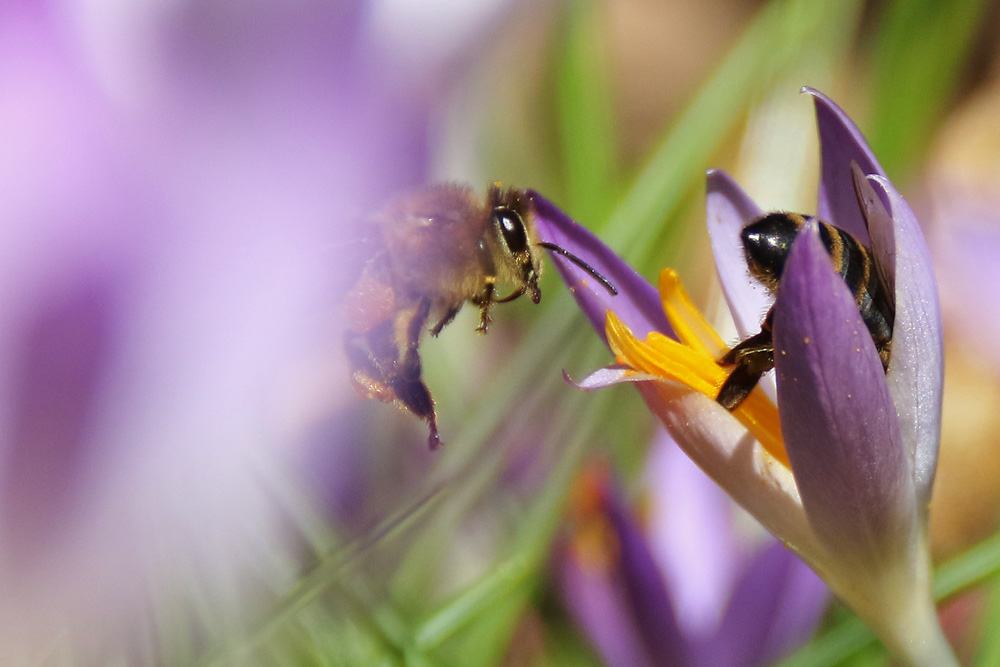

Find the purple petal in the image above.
[
  {"left": 703, "top": 541, "right": 827, "bottom": 667},
  {"left": 603, "top": 484, "right": 690, "bottom": 666},
  {"left": 805, "top": 87, "right": 887, "bottom": 242},
  {"left": 706, "top": 169, "right": 769, "bottom": 339},
  {"left": 868, "top": 176, "right": 943, "bottom": 506},
  {"left": 751, "top": 545, "right": 829, "bottom": 664},
  {"left": 644, "top": 430, "right": 747, "bottom": 637},
  {"left": 559, "top": 548, "right": 656, "bottom": 667},
  {"left": 529, "top": 191, "right": 672, "bottom": 343},
  {"left": 773, "top": 223, "right": 915, "bottom": 570}
]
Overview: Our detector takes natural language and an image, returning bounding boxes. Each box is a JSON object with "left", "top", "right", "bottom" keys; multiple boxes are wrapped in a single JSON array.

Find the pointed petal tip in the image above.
[
  {"left": 572, "top": 366, "right": 655, "bottom": 391},
  {"left": 705, "top": 168, "right": 737, "bottom": 194}
]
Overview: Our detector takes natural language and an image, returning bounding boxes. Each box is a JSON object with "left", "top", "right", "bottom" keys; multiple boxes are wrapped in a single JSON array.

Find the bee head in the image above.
[
  {"left": 488, "top": 186, "right": 543, "bottom": 303},
  {"left": 741, "top": 212, "right": 805, "bottom": 291}
]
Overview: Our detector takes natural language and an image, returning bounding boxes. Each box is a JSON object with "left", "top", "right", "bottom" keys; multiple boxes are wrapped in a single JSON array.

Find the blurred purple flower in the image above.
[
  {"left": 560, "top": 430, "right": 828, "bottom": 667},
  {"left": 532, "top": 90, "right": 955, "bottom": 665},
  {"left": 0, "top": 0, "right": 469, "bottom": 659}
]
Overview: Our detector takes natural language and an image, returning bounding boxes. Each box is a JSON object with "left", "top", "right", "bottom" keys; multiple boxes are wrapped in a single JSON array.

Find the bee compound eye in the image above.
[{"left": 494, "top": 209, "right": 529, "bottom": 254}]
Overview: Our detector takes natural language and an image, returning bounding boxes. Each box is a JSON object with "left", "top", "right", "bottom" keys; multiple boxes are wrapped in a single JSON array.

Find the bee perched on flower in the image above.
[{"left": 532, "top": 89, "right": 955, "bottom": 666}]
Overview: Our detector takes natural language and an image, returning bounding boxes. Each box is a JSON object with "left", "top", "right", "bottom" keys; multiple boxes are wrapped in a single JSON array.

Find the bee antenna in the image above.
[{"left": 537, "top": 242, "right": 618, "bottom": 295}]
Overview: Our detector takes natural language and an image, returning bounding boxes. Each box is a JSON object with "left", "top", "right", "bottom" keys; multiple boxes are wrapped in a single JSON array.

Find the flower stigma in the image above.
[{"left": 605, "top": 268, "right": 788, "bottom": 467}]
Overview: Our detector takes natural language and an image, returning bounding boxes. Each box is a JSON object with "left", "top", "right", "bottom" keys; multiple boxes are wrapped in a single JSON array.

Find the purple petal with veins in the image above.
[
  {"left": 773, "top": 223, "right": 913, "bottom": 570},
  {"left": 529, "top": 191, "right": 671, "bottom": 343}
]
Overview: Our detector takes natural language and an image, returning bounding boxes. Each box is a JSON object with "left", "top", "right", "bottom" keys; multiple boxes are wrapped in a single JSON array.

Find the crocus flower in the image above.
[
  {"left": 559, "top": 429, "right": 828, "bottom": 667},
  {"left": 532, "top": 89, "right": 954, "bottom": 665}
]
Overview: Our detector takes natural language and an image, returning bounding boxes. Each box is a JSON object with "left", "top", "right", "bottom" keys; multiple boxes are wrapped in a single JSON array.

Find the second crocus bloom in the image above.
[{"left": 532, "top": 88, "right": 954, "bottom": 666}]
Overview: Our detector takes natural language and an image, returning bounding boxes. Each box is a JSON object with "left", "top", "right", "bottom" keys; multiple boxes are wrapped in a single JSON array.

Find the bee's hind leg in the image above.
[
  {"left": 390, "top": 375, "right": 441, "bottom": 449},
  {"left": 400, "top": 297, "right": 431, "bottom": 381},
  {"left": 396, "top": 297, "right": 442, "bottom": 448}
]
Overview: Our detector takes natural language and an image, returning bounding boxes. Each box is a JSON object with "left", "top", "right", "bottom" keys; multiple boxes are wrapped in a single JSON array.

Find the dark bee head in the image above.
[
  {"left": 488, "top": 185, "right": 543, "bottom": 303},
  {"left": 741, "top": 212, "right": 807, "bottom": 291}
]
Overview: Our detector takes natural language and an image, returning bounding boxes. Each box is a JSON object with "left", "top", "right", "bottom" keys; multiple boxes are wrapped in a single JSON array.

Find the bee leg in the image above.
[
  {"left": 717, "top": 362, "right": 768, "bottom": 411},
  {"left": 355, "top": 302, "right": 442, "bottom": 448},
  {"left": 400, "top": 297, "right": 432, "bottom": 382},
  {"left": 473, "top": 283, "right": 495, "bottom": 333},
  {"left": 394, "top": 298, "right": 442, "bottom": 448},
  {"left": 390, "top": 375, "right": 441, "bottom": 449},
  {"left": 717, "top": 317, "right": 774, "bottom": 411},
  {"left": 430, "top": 305, "right": 461, "bottom": 337}
]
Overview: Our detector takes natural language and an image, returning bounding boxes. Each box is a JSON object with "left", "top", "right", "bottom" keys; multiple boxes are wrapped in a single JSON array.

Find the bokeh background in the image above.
[{"left": 2, "top": 0, "right": 1000, "bottom": 664}]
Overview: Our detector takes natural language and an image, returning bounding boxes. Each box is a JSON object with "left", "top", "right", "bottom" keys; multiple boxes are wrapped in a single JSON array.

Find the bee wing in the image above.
[{"left": 850, "top": 160, "right": 896, "bottom": 312}]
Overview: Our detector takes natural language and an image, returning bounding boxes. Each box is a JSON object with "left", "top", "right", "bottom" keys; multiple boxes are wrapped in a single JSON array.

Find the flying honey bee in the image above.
[
  {"left": 344, "top": 183, "right": 616, "bottom": 448},
  {"left": 716, "top": 164, "right": 894, "bottom": 410}
]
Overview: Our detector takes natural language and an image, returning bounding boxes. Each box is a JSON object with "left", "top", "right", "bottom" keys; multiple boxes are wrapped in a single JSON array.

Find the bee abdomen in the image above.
[
  {"left": 817, "top": 222, "right": 868, "bottom": 297},
  {"left": 815, "top": 221, "right": 893, "bottom": 369}
]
